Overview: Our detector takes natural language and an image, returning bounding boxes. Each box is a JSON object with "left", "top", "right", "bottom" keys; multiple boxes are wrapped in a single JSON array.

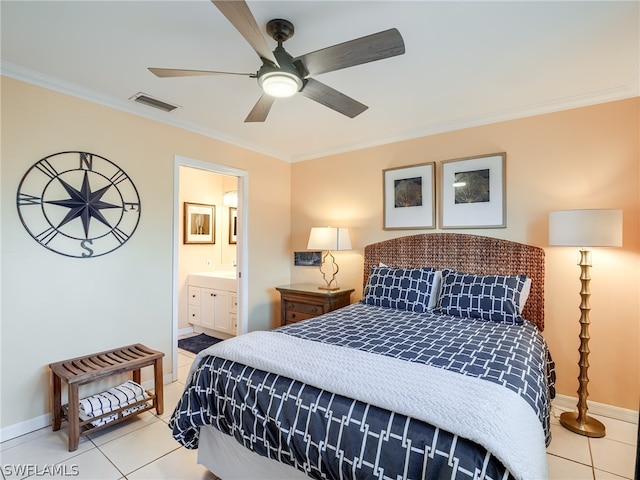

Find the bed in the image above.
[{"left": 170, "top": 233, "right": 554, "bottom": 480}]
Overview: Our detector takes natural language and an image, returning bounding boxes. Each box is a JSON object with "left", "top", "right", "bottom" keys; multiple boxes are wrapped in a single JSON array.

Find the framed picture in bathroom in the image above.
[
  {"left": 184, "top": 202, "right": 215, "bottom": 244},
  {"left": 228, "top": 207, "right": 237, "bottom": 244}
]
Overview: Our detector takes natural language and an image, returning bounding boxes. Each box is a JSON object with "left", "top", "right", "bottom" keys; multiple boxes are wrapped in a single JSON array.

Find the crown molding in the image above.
[
  {"left": 294, "top": 69, "right": 640, "bottom": 163},
  {"left": 1, "top": 61, "right": 291, "bottom": 162},
  {"left": 3, "top": 60, "right": 638, "bottom": 164}
]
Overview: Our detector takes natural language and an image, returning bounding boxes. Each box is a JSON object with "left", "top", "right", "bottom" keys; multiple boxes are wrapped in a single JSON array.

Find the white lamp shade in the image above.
[
  {"left": 307, "top": 227, "right": 351, "bottom": 251},
  {"left": 549, "top": 209, "right": 622, "bottom": 247}
]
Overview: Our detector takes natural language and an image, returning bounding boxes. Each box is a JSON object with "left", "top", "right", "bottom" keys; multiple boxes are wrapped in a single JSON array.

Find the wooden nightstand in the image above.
[{"left": 276, "top": 284, "right": 354, "bottom": 326}]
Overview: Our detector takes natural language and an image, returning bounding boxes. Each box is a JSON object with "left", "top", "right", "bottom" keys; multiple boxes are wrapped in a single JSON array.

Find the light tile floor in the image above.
[{"left": 1, "top": 348, "right": 637, "bottom": 479}]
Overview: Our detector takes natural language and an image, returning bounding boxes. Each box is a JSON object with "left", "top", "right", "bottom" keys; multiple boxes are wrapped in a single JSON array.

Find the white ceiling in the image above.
[{"left": 1, "top": 1, "right": 638, "bottom": 162}]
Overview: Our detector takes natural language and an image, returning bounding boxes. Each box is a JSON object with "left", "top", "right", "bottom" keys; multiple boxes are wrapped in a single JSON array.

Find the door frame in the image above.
[{"left": 171, "top": 155, "right": 249, "bottom": 380}]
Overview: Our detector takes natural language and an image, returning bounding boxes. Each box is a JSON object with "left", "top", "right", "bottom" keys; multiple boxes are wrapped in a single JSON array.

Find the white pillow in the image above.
[
  {"left": 428, "top": 270, "right": 442, "bottom": 309},
  {"left": 518, "top": 277, "right": 532, "bottom": 314}
]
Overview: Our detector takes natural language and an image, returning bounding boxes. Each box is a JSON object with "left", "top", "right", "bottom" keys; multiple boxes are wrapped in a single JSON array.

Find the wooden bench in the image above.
[{"left": 50, "top": 343, "right": 164, "bottom": 451}]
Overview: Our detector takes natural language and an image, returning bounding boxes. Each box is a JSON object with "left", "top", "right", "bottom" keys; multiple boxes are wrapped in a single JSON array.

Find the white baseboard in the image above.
[
  {"left": 0, "top": 372, "right": 176, "bottom": 443},
  {"left": 178, "top": 327, "right": 194, "bottom": 337},
  {"left": 0, "top": 413, "right": 51, "bottom": 443},
  {"left": 553, "top": 394, "right": 639, "bottom": 424}
]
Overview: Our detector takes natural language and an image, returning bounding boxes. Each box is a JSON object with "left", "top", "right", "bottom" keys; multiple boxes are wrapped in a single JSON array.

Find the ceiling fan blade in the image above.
[
  {"left": 148, "top": 67, "right": 252, "bottom": 78},
  {"left": 299, "top": 78, "right": 367, "bottom": 118},
  {"left": 244, "top": 94, "right": 275, "bottom": 122},
  {"left": 211, "top": 0, "right": 278, "bottom": 66},
  {"left": 294, "top": 28, "right": 405, "bottom": 77}
]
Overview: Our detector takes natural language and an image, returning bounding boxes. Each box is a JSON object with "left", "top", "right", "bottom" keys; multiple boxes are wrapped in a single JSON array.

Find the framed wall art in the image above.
[
  {"left": 228, "top": 207, "right": 238, "bottom": 244},
  {"left": 440, "top": 152, "right": 506, "bottom": 229},
  {"left": 383, "top": 162, "right": 435, "bottom": 230},
  {"left": 184, "top": 202, "right": 215, "bottom": 244}
]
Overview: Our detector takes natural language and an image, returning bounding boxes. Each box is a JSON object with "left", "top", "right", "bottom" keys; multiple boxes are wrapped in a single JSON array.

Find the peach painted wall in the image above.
[
  {"left": 290, "top": 98, "right": 639, "bottom": 410},
  {"left": 1, "top": 73, "right": 636, "bottom": 438},
  {"left": 0, "top": 77, "right": 290, "bottom": 432}
]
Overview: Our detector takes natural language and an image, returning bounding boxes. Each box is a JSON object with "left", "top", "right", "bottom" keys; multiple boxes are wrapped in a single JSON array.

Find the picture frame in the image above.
[
  {"left": 294, "top": 251, "right": 322, "bottom": 266},
  {"left": 383, "top": 162, "right": 435, "bottom": 230},
  {"left": 184, "top": 202, "right": 215, "bottom": 244},
  {"left": 228, "top": 207, "right": 237, "bottom": 244},
  {"left": 440, "top": 152, "right": 506, "bottom": 229}
]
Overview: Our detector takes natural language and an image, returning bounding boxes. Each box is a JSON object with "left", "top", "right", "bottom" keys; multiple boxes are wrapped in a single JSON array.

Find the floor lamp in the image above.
[
  {"left": 307, "top": 227, "right": 351, "bottom": 290},
  {"left": 548, "top": 209, "right": 623, "bottom": 438}
]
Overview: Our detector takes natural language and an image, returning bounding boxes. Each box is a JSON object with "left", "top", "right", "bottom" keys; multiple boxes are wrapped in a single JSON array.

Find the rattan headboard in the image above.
[{"left": 363, "top": 233, "right": 545, "bottom": 331}]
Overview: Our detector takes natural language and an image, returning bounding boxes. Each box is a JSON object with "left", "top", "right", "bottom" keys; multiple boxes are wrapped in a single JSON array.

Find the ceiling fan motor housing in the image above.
[{"left": 258, "top": 20, "right": 305, "bottom": 97}]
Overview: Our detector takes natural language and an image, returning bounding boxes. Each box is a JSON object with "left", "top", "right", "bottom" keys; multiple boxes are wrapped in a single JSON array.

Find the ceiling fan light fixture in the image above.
[{"left": 259, "top": 71, "right": 302, "bottom": 98}]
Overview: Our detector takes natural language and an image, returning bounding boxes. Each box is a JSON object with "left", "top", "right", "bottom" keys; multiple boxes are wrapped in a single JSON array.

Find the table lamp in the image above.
[{"left": 307, "top": 227, "right": 351, "bottom": 290}]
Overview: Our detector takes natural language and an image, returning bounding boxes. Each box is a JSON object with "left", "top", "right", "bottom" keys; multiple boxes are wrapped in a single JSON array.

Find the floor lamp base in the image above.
[{"left": 560, "top": 411, "right": 606, "bottom": 438}]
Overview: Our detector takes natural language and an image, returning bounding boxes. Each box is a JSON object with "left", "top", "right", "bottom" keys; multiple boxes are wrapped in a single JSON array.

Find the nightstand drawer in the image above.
[
  {"left": 276, "top": 284, "right": 354, "bottom": 327},
  {"left": 284, "top": 310, "right": 316, "bottom": 324},
  {"left": 284, "top": 301, "right": 323, "bottom": 316}
]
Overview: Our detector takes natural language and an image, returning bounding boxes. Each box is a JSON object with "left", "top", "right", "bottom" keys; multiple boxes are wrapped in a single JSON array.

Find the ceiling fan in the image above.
[{"left": 148, "top": 0, "right": 405, "bottom": 122}]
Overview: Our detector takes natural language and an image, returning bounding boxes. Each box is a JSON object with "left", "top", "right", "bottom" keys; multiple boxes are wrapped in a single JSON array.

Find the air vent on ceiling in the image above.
[{"left": 130, "top": 92, "right": 179, "bottom": 112}]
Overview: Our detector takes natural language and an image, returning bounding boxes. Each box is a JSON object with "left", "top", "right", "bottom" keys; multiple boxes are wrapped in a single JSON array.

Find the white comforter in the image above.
[{"left": 192, "top": 330, "right": 547, "bottom": 480}]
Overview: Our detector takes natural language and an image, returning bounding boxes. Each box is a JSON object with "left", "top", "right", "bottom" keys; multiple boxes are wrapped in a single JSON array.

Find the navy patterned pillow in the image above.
[
  {"left": 436, "top": 269, "right": 529, "bottom": 325},
  {"left": 363, "top": 267, "right": 436, "bottom": 312}
]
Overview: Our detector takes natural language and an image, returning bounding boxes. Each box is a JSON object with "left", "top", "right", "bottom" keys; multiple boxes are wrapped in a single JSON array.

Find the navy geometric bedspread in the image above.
[{"left": 170, "top": 303, "right": 554, "bottom": 480}]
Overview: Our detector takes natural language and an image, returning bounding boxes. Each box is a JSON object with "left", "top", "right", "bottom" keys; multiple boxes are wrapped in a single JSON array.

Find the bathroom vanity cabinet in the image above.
[{"left": 188, "top": 272, "right": 237, "bottom": 336}]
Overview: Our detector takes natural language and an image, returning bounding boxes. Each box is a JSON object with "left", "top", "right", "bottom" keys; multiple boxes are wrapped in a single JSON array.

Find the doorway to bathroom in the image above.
[{"left": 171, "top": 155, "right": 248, "bottom": 380}]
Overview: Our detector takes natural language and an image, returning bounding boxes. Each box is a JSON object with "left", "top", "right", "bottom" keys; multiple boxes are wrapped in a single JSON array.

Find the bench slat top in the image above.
[{"left": 50, "top": 344, "right": 163, "bottom": 384}]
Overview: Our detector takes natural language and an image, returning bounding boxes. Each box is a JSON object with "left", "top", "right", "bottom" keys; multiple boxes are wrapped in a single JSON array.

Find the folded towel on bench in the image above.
[
  {"left": 80, "top": 401, "right": 149, "bottom": 427},
  {"left": 79, "top": 380, "right": 150, "bottom": 427}
]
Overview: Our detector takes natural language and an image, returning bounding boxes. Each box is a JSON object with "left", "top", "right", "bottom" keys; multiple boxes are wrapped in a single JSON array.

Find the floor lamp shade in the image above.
[
  {"left": 548, "top": 208, "right": 622, "bottom": 438},
  {"left": 549, "top": 209, "right": 622, "bottom": 247},
  {"left": 307, "top": 227, "right": 351, "bottom": 290}
]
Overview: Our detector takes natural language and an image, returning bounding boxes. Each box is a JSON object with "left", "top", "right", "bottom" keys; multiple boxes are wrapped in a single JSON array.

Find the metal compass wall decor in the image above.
[{"left": 16, "top": 151, "right": 141, "bottom": 258}]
